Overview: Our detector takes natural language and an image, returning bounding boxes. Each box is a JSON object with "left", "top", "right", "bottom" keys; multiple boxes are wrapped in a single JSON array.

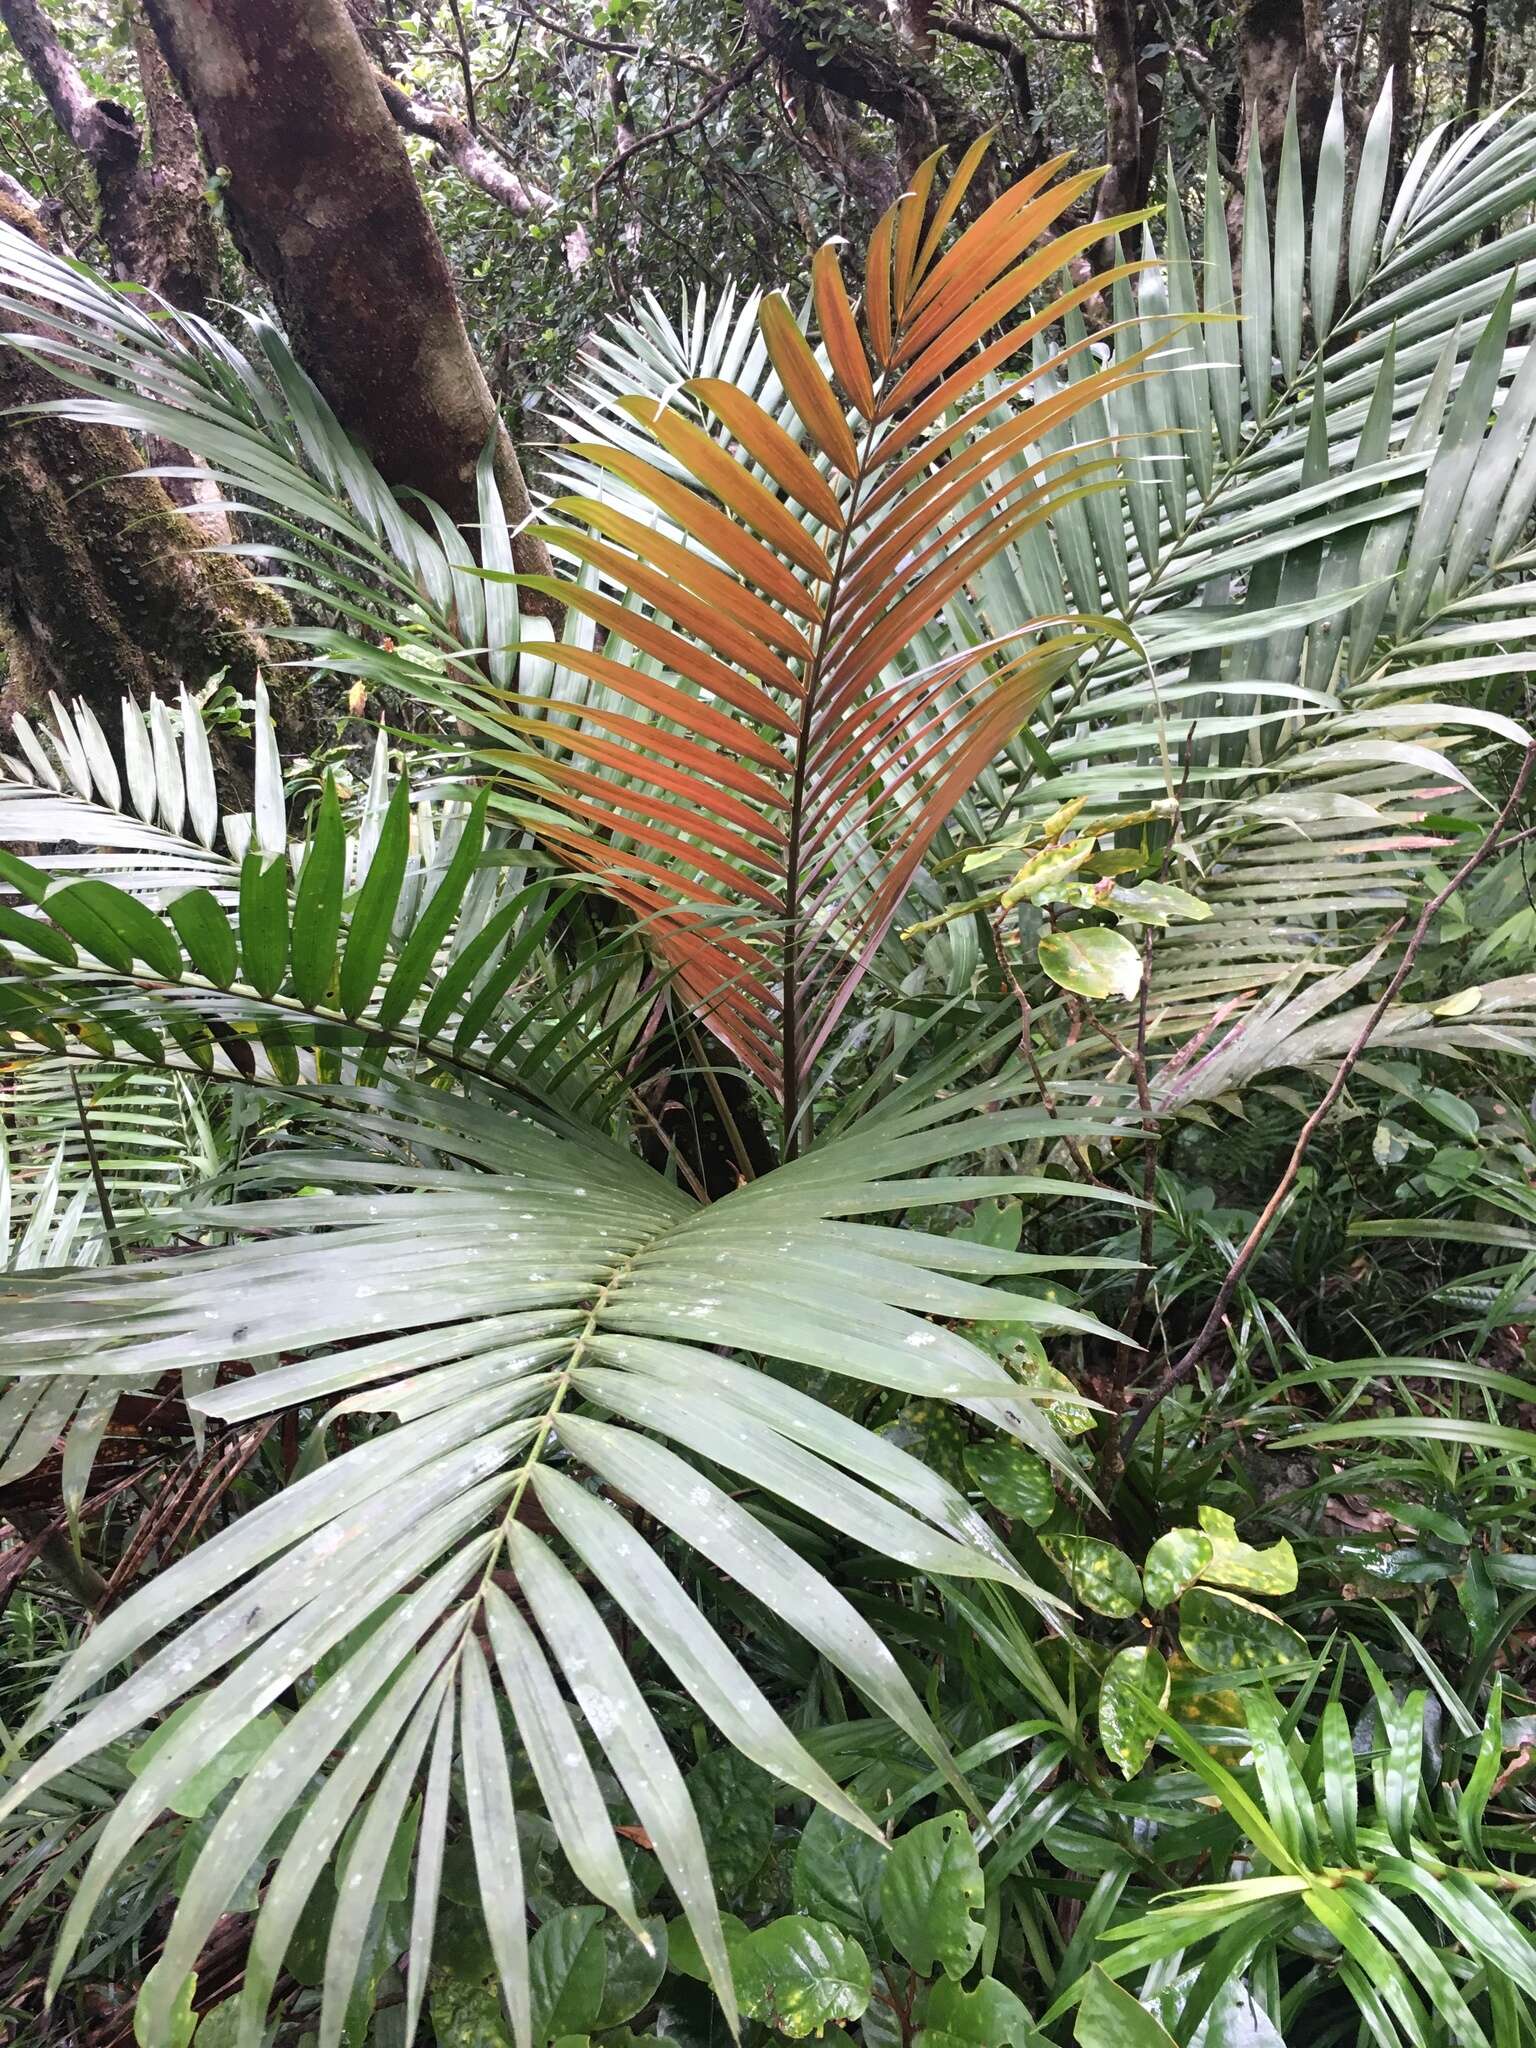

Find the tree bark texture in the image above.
[
  {"left": 139, "top": 0, "right": 552, "bottom": 584},
  {"left": 0, "top": 0, "right": 218, "bottom": 311},
  {"left": 0, "top": 186, "right": 277, "bottom": 728},
  {"left": 1232, "top": 0, "right": 1332, "bottom": 195}
]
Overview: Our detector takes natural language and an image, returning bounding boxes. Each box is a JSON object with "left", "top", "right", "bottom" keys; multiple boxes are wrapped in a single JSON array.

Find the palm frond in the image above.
[{"left": 0, "top": 1072, "right": 1125, "bottom": 2042}]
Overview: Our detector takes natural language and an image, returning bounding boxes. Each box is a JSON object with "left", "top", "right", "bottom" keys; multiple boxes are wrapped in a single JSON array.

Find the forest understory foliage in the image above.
[{"left": 4, "top": 4, "right": 1536, "bottom": 2047}]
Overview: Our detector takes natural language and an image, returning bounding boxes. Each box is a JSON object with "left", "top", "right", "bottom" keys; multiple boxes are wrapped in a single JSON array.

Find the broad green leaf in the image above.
[
  {"left": 1143, "top": 1530, "right": 1212, "bottom": 1609},
  {"left": 431, "top": 1961, "right": 513, "bottom": 2048},
  {"left": 52, "top": 880, "right": 182, "bottom": 980},
  {"left": 135, "top": 1964, "right": 196, "bottom": 2048},
  {"left": 664, "top": 1912, "right": 748, "bottom": 1987},
  {"left": 1178, "top": 1588, "right": 1308, "bottom": 1676},
  {"left": 731, "top": 1915, "right": 871, "bottom": 2038},
  {"left": 880, "top": 1814, "right": 984, "bottom": 1979},
  {"left": 1037, "top": 926, "right": 1141, "bottom": 1001},
  {"left": 1195, "top": 1507, "right": 1298, "bottom": 1595},
  {"left": 963, "top": 1441, "right": 1055, "bottom": 1527},
  {"left": 1042, "top": 1536, "right": 1143, "bottom": 1619},
  {"left": 594, "top": 1918, "right": 666, "bottom": 2031},
  {"left": 920, "top": 1976, "right": 1032, "bottom": 2046},
  {"left": 1075, "top": 1963, "right": 1177, "bottom": 2047},
  {"left": 790, "top": 1807, "right": 887, "bottom": 1946},
  {"left": 238, "top": 850, "right": 289, "bottom": 1000},
  {"left": 1099, "top": 1645, "right": 1169, "bottom": 1779},
  {"left": 167, "top": 889, "right": 237, "bottom": 988},
  {"left": 685, "top": 1749, "right": 776, "bottom": 1900},
  {"left": 528, "top": 1907, "right": 606, "bottom": 2044}
]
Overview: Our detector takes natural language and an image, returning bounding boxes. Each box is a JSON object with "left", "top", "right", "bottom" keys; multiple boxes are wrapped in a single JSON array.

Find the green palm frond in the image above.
[
  {"left": 1054, "top": 1679, "right": 1536, "bottom": 2048},
  {"left": 0, "top": 1070, "right": 1129, "bottom": 2044}
]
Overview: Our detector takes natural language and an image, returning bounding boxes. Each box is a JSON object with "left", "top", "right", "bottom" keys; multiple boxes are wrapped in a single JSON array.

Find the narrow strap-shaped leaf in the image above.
[
  {"left": 617, "top": 393, "right": 836, "bottom": 579},
  {"left": 552, "top": 491, "right": 814, "bottom": 655},
  {"left": 571, "top": 442, "right": 822, "bottom": 616},
  {"left": 1273, "top": 83, "right": 1305, "bottom": 383},
  {"left": 461, "top": 1633, "right": 532, "bottom": 2048},
  {"left": 864, "top": 201, "right": 896, "bottom": 364},
  {"left": 506, "top": 1523, "right": 739, "bottom": 2037},
  {"left": 338, "top": 777, "right": 410, "bottom": 1018},
  {"left": 1320, "top": 1699, "right": 1358, "bottom": 1864},
  {"left": 558, "top": 1417, "right": 958, "bottom": 1782},
  {"left": 759, "top": 290, "right": 860, "bottom": 477},
  {"left": 149, "top": 696, "right": 187, "bottom": 840},
  {"left": 535, "top": 1463, "right": 883, "bottom": 1836},
  {"left": 179, "top": 686, "right": 219, "bottom": 849},
  {"left": 1311, "top": 72, "right": 1348, "bottom": 340},
  {"left": 290, "top": 774, "right": 345, "bottom": 1008},
  {"left": 1203, "top": 127, "right": 1242, "bottom": 458},
  {"left": 477, "top": 433, "right": 519, "bottom": 688},
  {"left": 1241, "top": 124, "right": 1274, "bottom": 420},
  {"left": 403, "top": 1682, "right": 455, "bottom": 2048},
  {"left": 319, "top": 1672, "right": 447, "bottom": 2048},
  {"left": 813, "top": 245, "right": 875, "bottom": 419},
  {"left": 238, "top": 849, "right": 289, "bottom": 1000},
  {"left": 251, "top": 676, "right": 285, "bottom": 857},
  {"left": 482, "top": 1580, "right": 644, "bottom": 1934},
  {"left": 1457, "top": 1676, "right": 1503, "bottom": 1865},
  {"left": 1349, "top": 71, "right": 1395, "bottom": 299},
  {"left": 689, "top": 376, "right": 846, "bottom": 528}
]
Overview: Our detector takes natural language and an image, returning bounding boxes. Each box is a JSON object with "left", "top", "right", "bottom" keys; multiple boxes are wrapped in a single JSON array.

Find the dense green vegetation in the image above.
[{"left": 4, "top": 5, "right": 1536, "bottom": 2048}]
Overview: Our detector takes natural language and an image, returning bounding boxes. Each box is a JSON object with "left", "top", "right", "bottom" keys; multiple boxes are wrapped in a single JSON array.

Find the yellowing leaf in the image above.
[
  {"left": 1433, "top": 986, "right": 1482, "bottom": 1017},
  {"left": 964, "top": 1442, "right": 1055, "bottom": 1527},
  {"left": 1099, "top": 1644, "right": 1169, "bottom": 1778},
  {"left": 1143, "top": 1529, "right": 1213, "bottom": 1609},
  {"left": 1178, "top": 1588, "right": 1308, "bottom": 1675},
  {"left": 1037, "top": 926, "right": 1142, "bottom": 1000},
  {"left": 1012, "top": 1355, "right": 1096, "bottom": 1435},
  {"left": 1042, "top": 1535, "right": 1144, "bottom": 1617},
  {"left": 1001, "top": 837, "right": 1095, "bottom": 906},
  {"left": 1195, "top": 1506, "right": 1298, "bottom": 1595}
]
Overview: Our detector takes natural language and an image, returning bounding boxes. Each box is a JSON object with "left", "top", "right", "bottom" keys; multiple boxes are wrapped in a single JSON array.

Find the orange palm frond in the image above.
[{"left": 508, "top": 147, "right": 1167, "bottom": 1136}]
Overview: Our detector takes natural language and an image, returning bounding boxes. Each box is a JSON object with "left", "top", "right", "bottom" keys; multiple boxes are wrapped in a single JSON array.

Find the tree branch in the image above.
[
  {"left": 593, "top": 54, "right": 766, "bottom": 196},
  {"left": 375, "top": 70, "right": 554, "bottom": 215},
  {"left": 1121, "top": 743, "right": 1536, "bottom": 1456},
  {"left": 0, "top": 0, "right": 137, "bottom": 170}
]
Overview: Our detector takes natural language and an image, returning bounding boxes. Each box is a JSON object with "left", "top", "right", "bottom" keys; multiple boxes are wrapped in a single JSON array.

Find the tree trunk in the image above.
[
  {"left": 1378, "top": 0, "right": 1414, "bottom": 192},
  {"left": 1232, "top": 0, "right": 1332, "bottom": 194},
  {"left": 139, "top": 0, "right": 551, "bottom": 586},
  {"left": 1467, "top": 0, "right": 1491, "bottom": 118},
  {"left": 1093, "top": 0, "right": 1142, "bottom": 233},
  {"left": 0, "top": 0, "right": 217, "bottom": 311},
  {"left": 0, "top": 183, "right": 276, "bottom": 729}
]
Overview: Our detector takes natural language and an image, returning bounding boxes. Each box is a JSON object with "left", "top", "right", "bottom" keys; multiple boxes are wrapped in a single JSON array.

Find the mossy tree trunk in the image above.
[
  {"left": 0, "top": 187, "right": 277, "bottom": 731},
  {"left": 139, "top": 0, "right": 552, "bottom": 586}
]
